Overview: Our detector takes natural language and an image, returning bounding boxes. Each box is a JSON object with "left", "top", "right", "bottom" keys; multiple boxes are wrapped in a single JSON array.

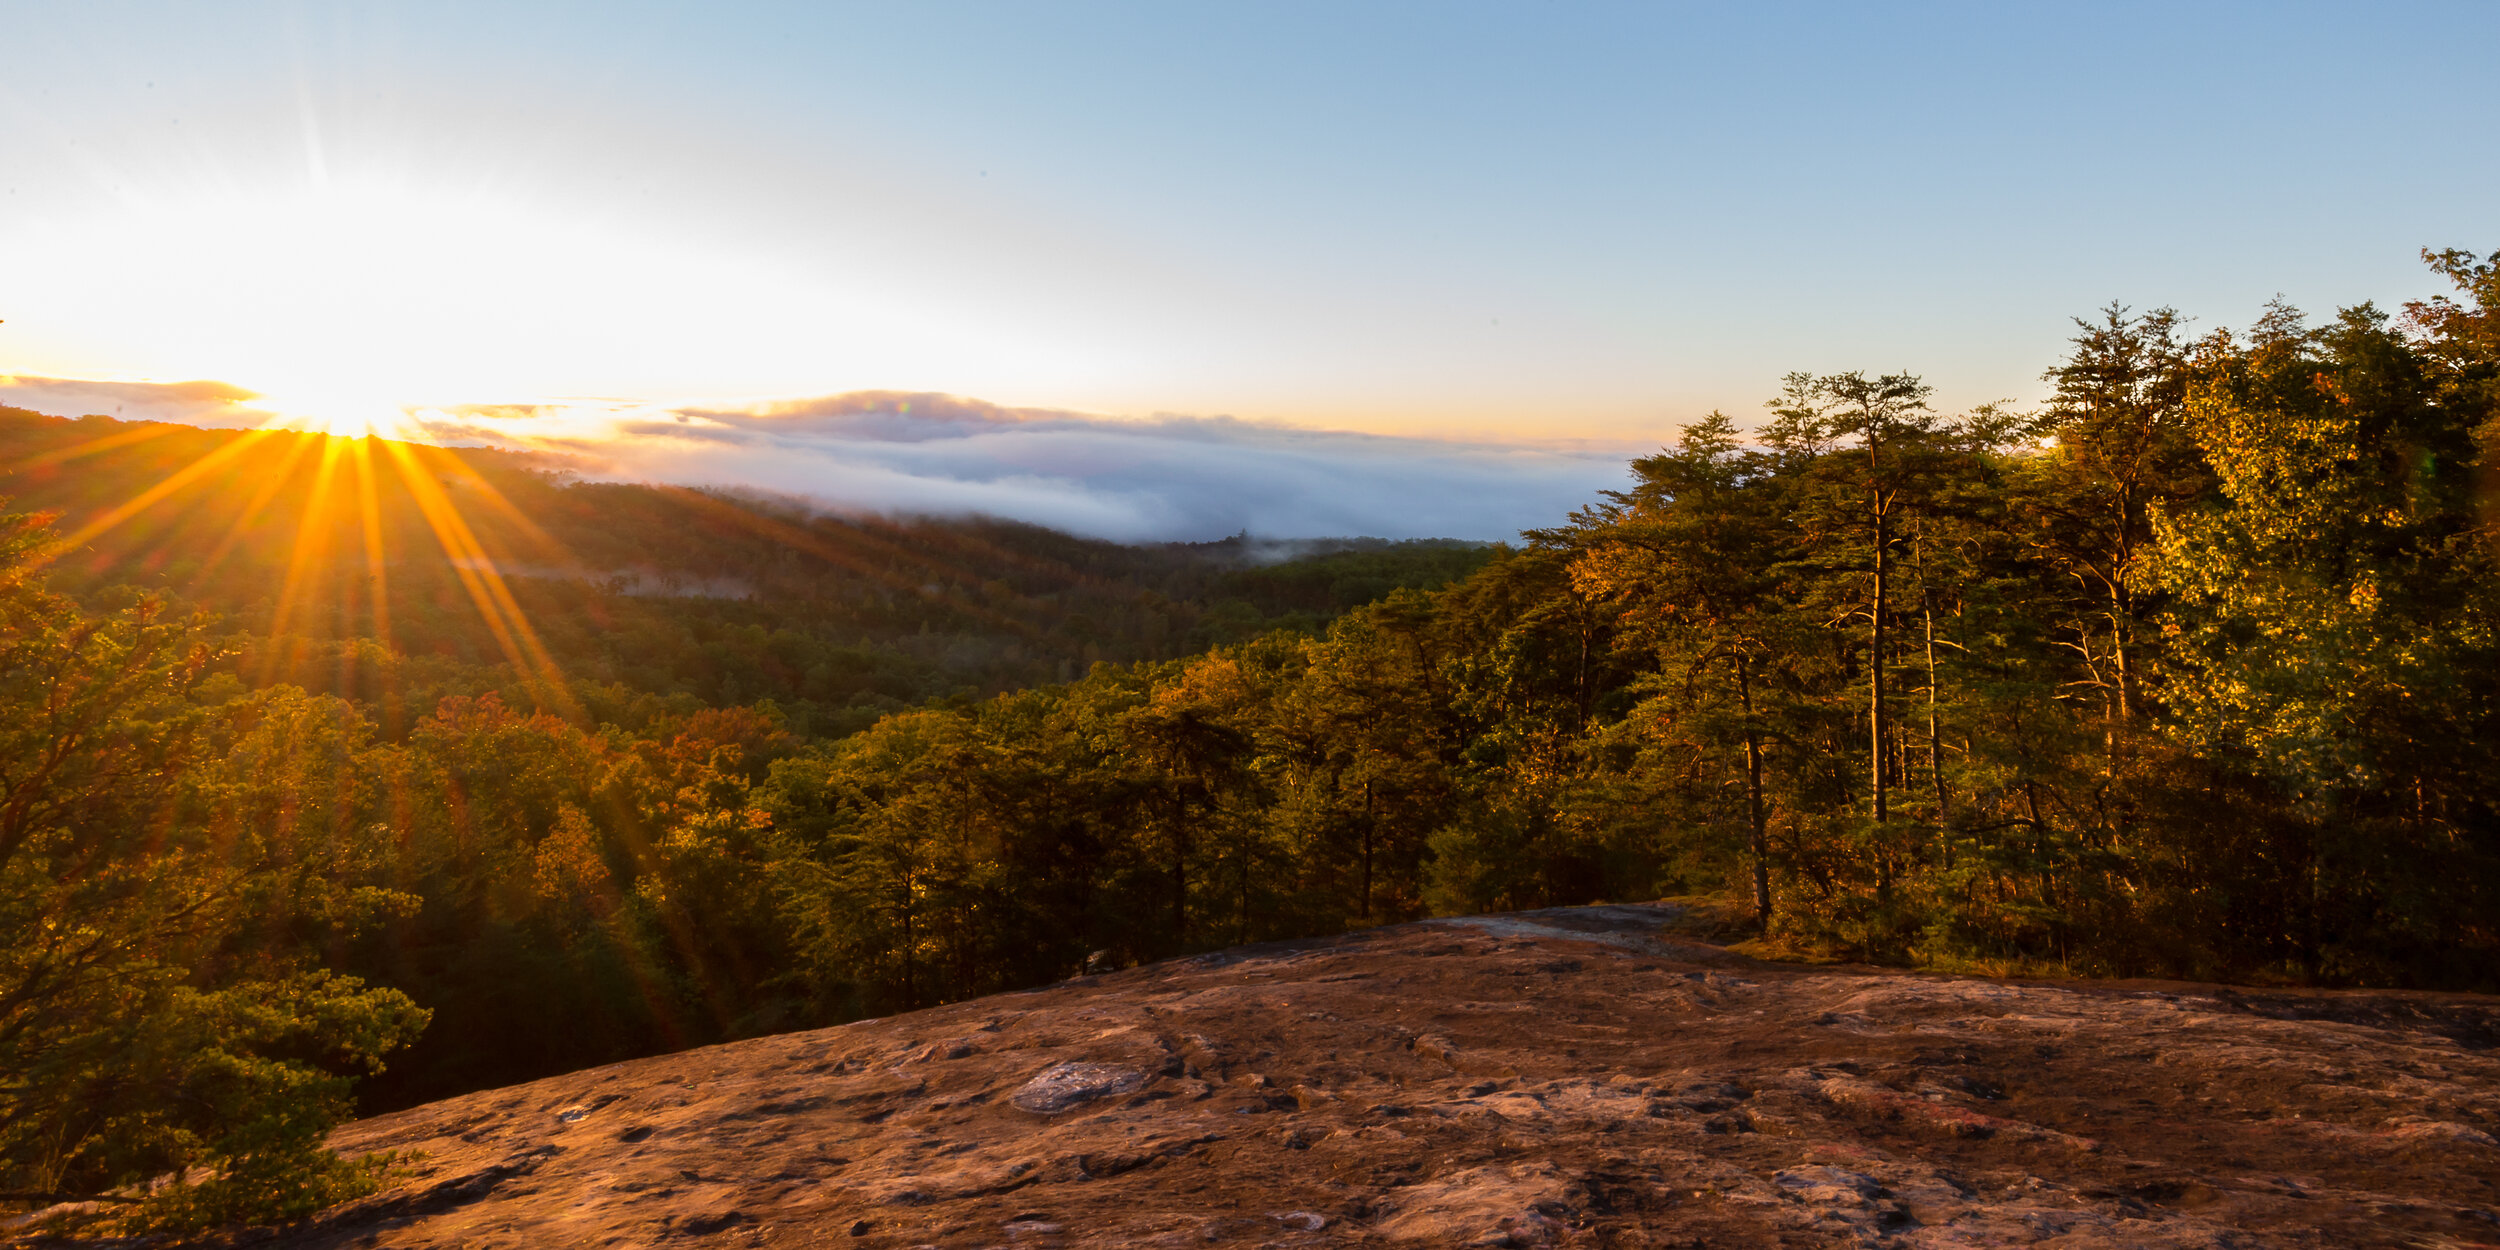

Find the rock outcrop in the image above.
[{"left": 255, "top": 904, "right": 2496, "bottom": 1246}]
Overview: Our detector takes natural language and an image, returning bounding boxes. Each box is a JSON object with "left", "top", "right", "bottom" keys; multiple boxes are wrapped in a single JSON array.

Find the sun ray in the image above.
[
  {"left": 191, "top": 429, "right": 323, "bottom": 582},
  {"left": 347, "top": 435, "right": 404, "bottom": 732},
  {"left": 5, "top": 419, "right": 190, "bottom": 474},
  {"left": 378, "top": 444, "right": 532, "bottom": 678},
  {"left": 45, "top": 427, "right": 285, "bottom": 560},
  {"left": 349, "top": 435, "right": 395, "bottom": 648},
  {"left": 256, "top": 433, "right": 349, "bottom": 686},
  {"left": 377, "top": 436, "right": 580, "bottom": 720},
  {"left": 398, "top": 441, "right": 574, "bottom": 567}
]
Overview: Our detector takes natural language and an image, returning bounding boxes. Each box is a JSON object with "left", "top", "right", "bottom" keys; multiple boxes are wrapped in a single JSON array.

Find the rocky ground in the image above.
[{"left": 209, "top": 905, "right": 2500, "bottom": 1246}]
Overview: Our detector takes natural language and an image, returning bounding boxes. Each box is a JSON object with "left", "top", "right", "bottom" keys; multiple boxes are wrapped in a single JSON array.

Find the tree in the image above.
[
  {"left": 2021, "top": 305, "right": 2202, "bottom": 731},
  {"left": 2149, "top": 296, "right": 2500, "bottom": 978},
  {"left": 1557, "top": 413, "right": 1796, "bottom": 924},
  {"left": 1114, "top": 660, "right": 1256, "bottom": 945},
  {"left": 1760, "top": 373, "right": 1950, "bottom": 855},
  {"left": 1266, "top": 600, "right": 1458, "bottom": 925},
  {"left": 2405, "top": 247, "right": 2500, "bottom": 417},
  {"left": 0, "top": 508, "right": 425, "bottom": 1226}
]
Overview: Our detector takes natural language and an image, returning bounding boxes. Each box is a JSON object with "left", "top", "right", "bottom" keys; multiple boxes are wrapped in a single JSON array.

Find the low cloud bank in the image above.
[
  {"left": 4, "top": 377, "right": 1643, "bottom": 543},
  {"left": 0, "top": 374, "right": 278, "bottom": 428},
  {"left": 447, "top": 393, "right": 1640, "bottom": 543}
]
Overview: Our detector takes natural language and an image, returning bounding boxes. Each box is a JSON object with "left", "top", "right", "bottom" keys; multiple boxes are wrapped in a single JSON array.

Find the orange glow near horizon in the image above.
[
  {"left": 9, "top": 404, "right": 1111, "bottom": 736},
  {"left": 48, "top": 428, "right": 283, "bottom": 558},
  {"left": 20, "top": 417, "right": 586, "bottom": 724}
]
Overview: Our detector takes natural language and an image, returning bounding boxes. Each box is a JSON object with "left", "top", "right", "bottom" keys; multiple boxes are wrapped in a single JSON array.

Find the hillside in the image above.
[
  {"left": 0, "top": 407, "right": 1489, "bottom": 733},
  {"left": 0, "top": 407, "right": 1505, "bottom": 1120},
  {"left": 198, "top": 905, "right": 2498, "bottom": 1248}
]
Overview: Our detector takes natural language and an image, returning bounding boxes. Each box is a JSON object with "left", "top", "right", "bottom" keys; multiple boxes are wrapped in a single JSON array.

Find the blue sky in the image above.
[{"left": 2, "top": 2, "right": 2494, "bottom": 536}]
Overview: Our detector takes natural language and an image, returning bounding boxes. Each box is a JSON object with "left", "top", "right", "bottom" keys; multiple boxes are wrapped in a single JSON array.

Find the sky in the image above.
[{"left": 3, "top": 1, "right": 2496, "bottom": 539}]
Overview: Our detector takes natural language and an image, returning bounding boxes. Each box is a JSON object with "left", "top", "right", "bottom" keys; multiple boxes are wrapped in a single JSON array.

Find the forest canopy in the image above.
[{"left": 1, "top": 246, "right": 2494, "bottom": 1229}]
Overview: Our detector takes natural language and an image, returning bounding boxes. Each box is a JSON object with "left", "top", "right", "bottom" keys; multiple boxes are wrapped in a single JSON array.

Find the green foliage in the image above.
[
  {"left": 98, "top": 974, "right": 421, "bottom": 1235},
  {"left": 117, "top": 1147, "right": 405, "bottom": 1237},
  {"left": 2142, "top": 294, "right": 2500, "bottom": 980},
  {"left": 0, "top": 511, "right": 426, "bottom": 1228}
]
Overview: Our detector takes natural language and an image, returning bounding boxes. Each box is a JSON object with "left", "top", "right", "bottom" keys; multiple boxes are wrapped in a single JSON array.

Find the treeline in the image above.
[
  {"left": 750, "top": 249, "right": 2500, "bottom": 994},
  {"left": 4, "top": 248, "right": 2495, "bottom": 1230}
]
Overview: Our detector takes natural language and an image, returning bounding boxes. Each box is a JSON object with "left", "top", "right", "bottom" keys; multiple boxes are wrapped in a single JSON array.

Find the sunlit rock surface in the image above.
[{"left": 261, "top": 904, "right": 2494, "bottom": 1247}]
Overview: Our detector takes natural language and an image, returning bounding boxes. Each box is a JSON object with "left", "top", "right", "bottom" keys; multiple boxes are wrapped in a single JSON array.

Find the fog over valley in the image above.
[{"left": 0, "top": 374, "right": 1634, "bottom": 542}]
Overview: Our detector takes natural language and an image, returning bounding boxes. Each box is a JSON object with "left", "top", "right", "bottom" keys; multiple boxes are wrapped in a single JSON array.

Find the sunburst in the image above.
[{"left": 21, "top": 418, "right": 581, "bottom": 723}]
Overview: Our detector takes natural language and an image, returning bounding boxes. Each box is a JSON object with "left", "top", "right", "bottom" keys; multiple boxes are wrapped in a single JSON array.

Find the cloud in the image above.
[
  {"left": 441, "top": 403, "right": 563, "bottom": 422},
  {"left": 2, "top": 376, "right": 1643, "bottom": 542},
  {"left": 422, "top": 392, "right": 1640, "bottom": 543},
  {"left": 0, "top": 374, "right": 279, "bottom": 428}
]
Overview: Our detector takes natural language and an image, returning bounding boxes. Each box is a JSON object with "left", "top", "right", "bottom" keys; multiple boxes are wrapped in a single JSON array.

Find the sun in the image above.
[
  {"left": 11, "top": 180, "right": 830, "bottom": 418},
  {"left": 250, "top": 380, "right": 427, "bottom": 440},
  {"left": 5, "top": 182, "right": 674, "bottom": 424},
  {"left": 5, "top": 169, "right": 1105, "bottom": 428}
]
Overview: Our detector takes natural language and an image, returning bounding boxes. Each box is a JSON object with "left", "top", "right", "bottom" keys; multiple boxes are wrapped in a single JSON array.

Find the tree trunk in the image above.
[
  {"left": 2113, "top": 489, "right": 2138, "bottom": 727},
  {"left": 1869, "top": 496, "right": 1890, "bottom": 830},
  {"left": 901, "top": 870, "right": 917, "bottom": 1008},
  {"left": 1239, "top": 842, "right": 1252, "bottom": 946},
  {"left": 1171, "top": 789, "right": 1189, "bottom": 943},
  {"left": 1575, "top": 601, "right": 1595, "bottom": 731},
  {"left": 1923, "top": 582, "right": 1945, "bottom": 814},
  {"left": 1359, "top": 778, "right": 1375, "bottom": 920},
  {"left": 1736, "top": 655, "right": 1771, "bottom": 928},
  {"left": 2104, "top": 574, "right": 2136, "bottom": 783}
]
